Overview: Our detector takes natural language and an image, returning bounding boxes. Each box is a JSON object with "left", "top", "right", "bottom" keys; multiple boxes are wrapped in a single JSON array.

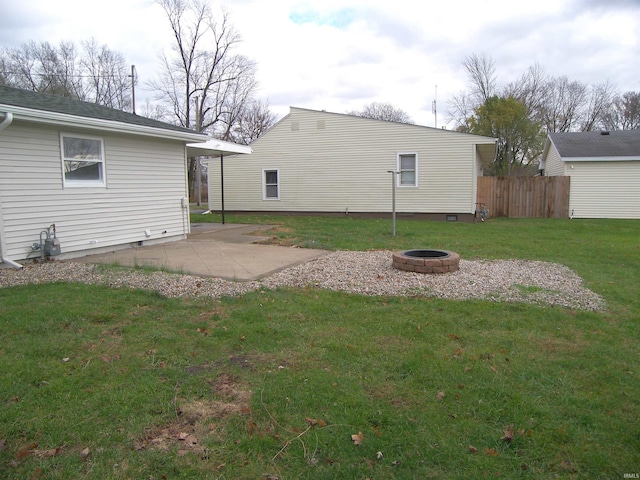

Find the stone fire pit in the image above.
[{"left": 392, "top": 249, "right": 460, "bottom": 274}]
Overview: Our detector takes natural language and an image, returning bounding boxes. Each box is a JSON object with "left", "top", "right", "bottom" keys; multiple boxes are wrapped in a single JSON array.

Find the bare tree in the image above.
[
  {"left": 150, "top": 0, "right": 260, "bottom": 197},
  {"left": 463, "top": 52, "right": 497, "bottom": 104},
  {"left": 0, "top": 40, "right": 131, "bottom": 107},
  {"left": 227, "top": 98, "right": 278, "bottom": 145},
  {"left": 581, "top": 81, "right": 615, "bottom": 131},
  {"left": 603, "top": 91, "right": 640, "bottom": 130},
  {"left": 81, "top": 39, "right": 131, "bottom": 110},
  {"left": 504, "top": 62, "right": 548, "bottom": 117},
  {"left": 0, "top": 40, "right": 84, "bottom": 98},
  {"left": 348, "top": 102, "right": 413, "bottom": 123},
  {"left": 448, "top": 53, "right": 498, "bottom": 128},
  {"left": 536, "top": 76, "right": 587, "bottom": 133}
]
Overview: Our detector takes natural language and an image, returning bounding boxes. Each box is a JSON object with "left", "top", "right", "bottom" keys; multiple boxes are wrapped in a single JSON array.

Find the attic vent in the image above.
[
  {"left": 291, "top": 121, "right": 299, "bottom": 131},
  {"left": 317, "top": 120, "right": 325, "bottom": 130},
  {"left": 600, "top": 130, "right": 610, "bottom": 135}
]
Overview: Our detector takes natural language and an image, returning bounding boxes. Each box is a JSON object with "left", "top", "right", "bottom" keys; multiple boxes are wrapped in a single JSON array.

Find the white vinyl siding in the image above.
[
  {"left": 0, "top": 121, "right": 189, "bottom": 260},
  {"left": 567, "top": 161, "right": 640, "bottom": 219},
  {"left": 206, "top": 108, "right": 495, "bottom": 215}
]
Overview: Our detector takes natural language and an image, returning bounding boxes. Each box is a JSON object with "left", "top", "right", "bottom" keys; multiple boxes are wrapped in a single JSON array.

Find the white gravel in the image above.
[{"left": 0, "top": 251, "right": 605, "bottom": 311}]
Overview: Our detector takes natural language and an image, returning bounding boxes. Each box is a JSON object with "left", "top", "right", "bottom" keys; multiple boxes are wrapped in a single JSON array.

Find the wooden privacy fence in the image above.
[{"left": 476, "top": 176, "right": 570, "bottom": 219}]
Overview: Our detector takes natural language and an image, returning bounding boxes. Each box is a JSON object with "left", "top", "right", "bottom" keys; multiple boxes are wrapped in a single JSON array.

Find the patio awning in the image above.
[{"left": 186, "top": 139, "right": 252, "bottom": 157}]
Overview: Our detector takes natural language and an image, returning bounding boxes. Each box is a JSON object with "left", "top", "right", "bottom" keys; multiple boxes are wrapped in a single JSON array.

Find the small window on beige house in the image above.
[
  {"left": 397, "top": 152, "right": 418, "bottom": 187},
  {"left": 263, "top": 168, "right": 279, "bottom": 200}
]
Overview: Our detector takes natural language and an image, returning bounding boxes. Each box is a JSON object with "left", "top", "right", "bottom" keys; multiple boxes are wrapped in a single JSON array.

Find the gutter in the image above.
[
  {"left": 1, "top": 105, "right": 206, "bottom": 143},
  {"left": 0, "top": 111, "right": 13, "bottom": 131}
]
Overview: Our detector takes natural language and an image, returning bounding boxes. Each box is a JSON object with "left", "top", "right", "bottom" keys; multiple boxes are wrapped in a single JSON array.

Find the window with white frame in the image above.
[
  {"left": 61, "top": 134, "right": 105, "bottom": 187},
  {"left": 263, "top": 168, "right": 279, "bottom": 200},
  {"left": 397, "top": 152, "right": 417, "bottom": 187}
]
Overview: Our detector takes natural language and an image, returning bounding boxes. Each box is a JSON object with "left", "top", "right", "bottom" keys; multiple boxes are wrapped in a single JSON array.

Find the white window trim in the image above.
[
  {"left": 262, "top": 168, "right": 280, "bottom": 200},
  {"left": 397, "top": 152, "right": 418, "bottom": 188},
  {"left": 60, "top": 132, "right": 106, "bottom": 188}
]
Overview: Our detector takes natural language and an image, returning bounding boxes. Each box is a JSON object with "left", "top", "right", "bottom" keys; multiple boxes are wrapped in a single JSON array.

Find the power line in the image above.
[{"left": 0, "top": 71, "right": 132, "bottom": 80}]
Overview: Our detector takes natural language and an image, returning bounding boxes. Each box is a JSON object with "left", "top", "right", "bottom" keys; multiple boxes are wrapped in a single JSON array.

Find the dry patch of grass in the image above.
[{"left": 136, "top": 373, "right": 252, "bottom": 455}]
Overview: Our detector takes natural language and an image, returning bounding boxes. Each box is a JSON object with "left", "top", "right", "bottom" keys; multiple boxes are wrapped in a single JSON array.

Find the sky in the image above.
[{"left": 1, "top": 0, "right": 639, "bottom": 127}]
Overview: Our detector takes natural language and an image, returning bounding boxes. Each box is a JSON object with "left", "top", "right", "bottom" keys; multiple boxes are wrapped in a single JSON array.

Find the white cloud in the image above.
[{"left": 2, "top": 0, "right": 638, "bottom": 127}]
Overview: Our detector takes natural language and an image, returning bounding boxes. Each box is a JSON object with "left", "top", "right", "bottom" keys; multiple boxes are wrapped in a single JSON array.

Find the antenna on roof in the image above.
[
  {"left": 432, "top": 84, "right": 437, "bottom": 129},
  {"left": 129, "top": 65, "right": 137, "bottom": 115}
]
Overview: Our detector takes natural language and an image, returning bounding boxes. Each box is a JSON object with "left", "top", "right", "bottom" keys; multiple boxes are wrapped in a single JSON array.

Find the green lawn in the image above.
[{"left": 1, "top": 215, "right": 638, "bottom": 479}]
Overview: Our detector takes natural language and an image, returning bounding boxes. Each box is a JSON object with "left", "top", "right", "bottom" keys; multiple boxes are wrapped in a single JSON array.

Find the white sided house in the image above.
[
  {"left": 204, "top": 107, "right": 497, "bottom": 221},
  {"left": 542, "top": 130, "right": 640, "bottom": 219},
  {"left": 0, "top": 85, "right": 244, "bottom": 267}
]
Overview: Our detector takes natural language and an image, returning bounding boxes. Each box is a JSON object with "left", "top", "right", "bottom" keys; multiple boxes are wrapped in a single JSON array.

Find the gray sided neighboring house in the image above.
[
  {"left": 542, "top": 130, "right": 640, "bottom": 219},
  {"left": 0, "top": 85, "right": 208, "bottom": 265},
  {"left": 204, "top": 107, "right": 497, "bottom": 221}
]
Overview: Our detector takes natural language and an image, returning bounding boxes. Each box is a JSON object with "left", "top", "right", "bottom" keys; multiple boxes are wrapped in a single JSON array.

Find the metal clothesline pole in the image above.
[{"left": 388, "top": 170, "right": 400, "bottom": 236}]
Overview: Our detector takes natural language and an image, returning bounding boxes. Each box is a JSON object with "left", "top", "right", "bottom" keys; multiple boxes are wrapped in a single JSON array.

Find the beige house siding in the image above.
[
  {"left": 0, "top": 121, "right": 190, "bottom": 260},
  {"left": 206, "top": 108, "right": 495, "bottom": 215},
  {"left": 543, "top": 142, "right": 566, "bottom": 176},
  {"left": 567, "top": 160, "right": 640, "bottom": 219}
]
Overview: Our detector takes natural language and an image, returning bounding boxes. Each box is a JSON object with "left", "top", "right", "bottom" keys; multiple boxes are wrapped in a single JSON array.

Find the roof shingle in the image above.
[
  {"left": 0, "top": 84, "right": 195, "bottom": 135},
  {"left": 550, "top": 130, "right": 640, "bottom": 158}
]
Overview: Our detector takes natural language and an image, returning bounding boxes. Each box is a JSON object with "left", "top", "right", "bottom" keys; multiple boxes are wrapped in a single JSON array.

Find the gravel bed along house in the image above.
[{"left": 0, "top": 251, "right": 605, "bottom": 311}]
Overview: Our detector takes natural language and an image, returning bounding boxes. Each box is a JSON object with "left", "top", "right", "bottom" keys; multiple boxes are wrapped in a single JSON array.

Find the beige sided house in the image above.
[
  {"left": 0, "top": 85, "right": 247, "bottom": 267},
  {"left": 205, "top": 107, "right": 496, "bottom": 221},
  {"left": 542, "top": 130, "right": 640, "bottom": 219}
]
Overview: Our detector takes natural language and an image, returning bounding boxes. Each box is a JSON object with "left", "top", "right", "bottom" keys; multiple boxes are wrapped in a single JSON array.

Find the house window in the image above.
[
  {"left": 61, "top": 134, "right": 105, "bottom": 187},
  {"left": 263, "top": 169, "right": 279, "bottom": 200},
  {"left": 397, "top": 152, "right": 418, "bottom": 187}
]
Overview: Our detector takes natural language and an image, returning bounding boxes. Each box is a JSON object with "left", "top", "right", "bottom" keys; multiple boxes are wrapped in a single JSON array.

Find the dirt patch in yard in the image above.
[{"left": 135, "top": 373, "right": 252, "bottom": 455}]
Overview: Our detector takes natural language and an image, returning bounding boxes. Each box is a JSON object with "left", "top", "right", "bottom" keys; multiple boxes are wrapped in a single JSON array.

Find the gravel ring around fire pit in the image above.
[{"left": 0, "top": 250, "right": 605, "bottom": 311}]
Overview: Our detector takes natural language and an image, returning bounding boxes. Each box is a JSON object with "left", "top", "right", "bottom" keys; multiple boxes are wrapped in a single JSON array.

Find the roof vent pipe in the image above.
[
  {"left": 0, "top": 112, "right": 14, "bottom": 132},
  {"left": 600, "top": 130, "right": 610, "bottom": 135}
]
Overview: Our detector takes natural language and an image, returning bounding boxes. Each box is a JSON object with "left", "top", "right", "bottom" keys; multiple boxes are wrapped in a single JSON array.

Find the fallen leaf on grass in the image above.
[
  {"left": 305, "top": 418, "right": 327, "bottom": 427},
  {"left": 376, "top": 451, "right": 383, "bottom": 459},
  {"left": 80, "top": 447, "right": 90, "bottom": 460},
  {"left": 351, "top": 432, "right": 364, "bottom": 445},
  {"left": 15, "top": 442, "right": 38, "bottom": 459},
  {"left": 436, "top": 391, "right": 446, "bottom": 400},
  {"left": 501, "top": 425, "right": 514, "bottom": 443},
  {"left": 484, "top": 448, "right": 499, "bottom": 457},
  {"left": 29, "top": 447, "right": 63, "bottom": 459},
  {"left": 468, "top": 445, "right": 478, "bottom": 454}
]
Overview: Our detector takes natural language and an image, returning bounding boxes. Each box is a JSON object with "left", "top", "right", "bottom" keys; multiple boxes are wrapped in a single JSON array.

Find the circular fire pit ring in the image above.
[{"left": 392, "top": 249, "right": 460, "bottom": 274}]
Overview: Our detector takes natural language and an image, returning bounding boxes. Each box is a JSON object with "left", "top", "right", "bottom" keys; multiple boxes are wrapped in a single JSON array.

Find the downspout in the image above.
[
  {"left": 1, "top": 255, "right": 22, "bottom": 269},
  {"left": 0, "top": 112, "right": 23, "bottom": 268},
  {"left": 0, "top": 112, "right": 13, "bottom": 131}
]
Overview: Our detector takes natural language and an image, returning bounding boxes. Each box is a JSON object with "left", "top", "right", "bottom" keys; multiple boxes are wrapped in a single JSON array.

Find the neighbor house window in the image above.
[
  {"left": 61, "top": 134, "right": 105, "bottom": 187},
  {"left": 263, "top": 168, "right": 279, "bottom": 200},
  {"left": 397, "top": 152, "right": 418, "bottom": 187}
]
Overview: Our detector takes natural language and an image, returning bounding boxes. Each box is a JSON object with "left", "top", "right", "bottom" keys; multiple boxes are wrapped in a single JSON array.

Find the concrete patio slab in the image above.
[{"left": 70, "top": 223, "right": 328, "bottom": 281}]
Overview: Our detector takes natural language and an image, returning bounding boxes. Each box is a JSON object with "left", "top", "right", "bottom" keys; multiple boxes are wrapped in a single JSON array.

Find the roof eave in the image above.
[
  {"left": 187, "top": 139, "right": 253, "bottom": 157},
  {"left": 562, "top": 156, "right": 640, "bottom": 162},
  {"left": 2, "top": 104, "right": 207, "bottom": 143}
]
